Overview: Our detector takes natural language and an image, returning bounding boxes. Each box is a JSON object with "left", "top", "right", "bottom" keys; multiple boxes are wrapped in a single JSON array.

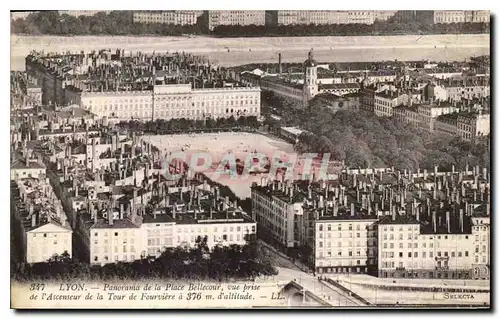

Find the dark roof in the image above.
[
  {"left": 319, "top": 83, "right": 360, "bottom": 90},
  {"left": 11, "top": 159, "right": 45, "bottom": 169},
  {"left": 143, "top": 212, "right": 176, "bottom": 223},
  {"left": 316, "top": 210, "right": 379, "bottom": 221},
  {"left": 378, "top": 214, "right": 419, "bottom": 225},
  {"left": 91, "top": 218, "right": 139, "bottom": 229}
]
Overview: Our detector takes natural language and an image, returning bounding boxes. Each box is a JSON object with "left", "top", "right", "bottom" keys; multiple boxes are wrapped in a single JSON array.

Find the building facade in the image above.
[
  {"left": 26, "top": 222, "right": 73, "bottom": 263},
  {"left": 266, "top": 10, "right": 395, "bottom": 26},
  {"left": 442, "top": 77, "right": 490, "bottom": 102},
  {"left": 207, "top": 10, "right": 266, "bottom": 30},
  {"left": 251, "top": 182, "right": 303, "bottom": 251},
  {"left": 457, "top": 113, "right": 490, "bottom": 141},
  {"left": 374, "top": 90, "right": 408, "bottom": 117},
  {"left": 312, "top": 215, "right": 378, "bottom": 274},
  {"left": 378, "top": 210, "right": 490, "bottom": 279},
  {"left": 133, "top": 11, "right": 199, "bottom": 25},
  {"left": 65, "top": 84, "right": 261, "bottom": 121},
  {"left": 89, "top": 208, "right": 257, "bottom": 265},
  {"left": 434, "top": 10, "right": 466, "bottom": 24}
]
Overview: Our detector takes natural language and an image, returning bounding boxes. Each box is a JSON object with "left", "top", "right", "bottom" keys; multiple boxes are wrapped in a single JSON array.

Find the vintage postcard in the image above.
[{"left": 10, "top": 9, "right": 491, "bottom": 309}]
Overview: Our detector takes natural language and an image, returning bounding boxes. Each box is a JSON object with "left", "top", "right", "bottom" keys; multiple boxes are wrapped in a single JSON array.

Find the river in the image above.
[{"left": 10, "top": 34, "right": 489, "bottom": 70}]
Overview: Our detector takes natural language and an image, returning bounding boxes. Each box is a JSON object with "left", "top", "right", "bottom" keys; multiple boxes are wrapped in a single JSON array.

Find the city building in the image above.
[
  {"left": 393, "top": 105, "right": 420, "bottom": 129},
  {"left": 258, "top": 76, "right": 303, "bottom": 104},
  {"left": 457, "top": 112, "right": 490, "bottom": 141},
  {"left": 252, "top": 165, "right": 490, "bottom": 278},
  {"left": 434, "top": 10, "right": 466, "bottom": 24},
  {"left": 26, "top": 221, "right": 72, "bottom": 263},
  {"left": 377, "top": 205, "right": 489, "bottom": 279},
  {"left": 86, "top": 186, "right": 257, "bottom": 265},
  {"left": 207, "top": 10, "right": 266, "bottom": 31},
  {"left": 441, "top": 77, "right": 490, "bottom": 102},
  {"left": 11, "top": 71, "right": 43, "bottom": 109},
  {"left": 266, "top": 11, "right": 347, "bottom": 26},
  {"left": 66, "top": 83, "right": 261, "bottom": 121},
  {"left": 467, "top": 10, "right": 490, "bottom": 23},
  {"left": 346, "top": 11, "right": 377, "bottom": 24},
  {"left": 11, "top": 147, "right": 71, "bottom": 264},
  {"left": 434, "top": 113, "right": 458, "bottom": 136},
  {"left": 360, "top": 83, "right": 390, "bottom": 113},
  {"left": 424, "top": 82, "right": 448, "bottom": 102},
  {"left": 433, "top": 10, "right": 490, "bottom": 24},
  {"left": 11, "top": 147, "right": 46, "bottom": 181},
  {"left": 374, "top": 90, "right": 408, "bottom": 117},
  {"left": 133, "top": 11, "right": 199, "bottom": 25},
  {"left": 307, "top": 206, "right": 378, "bottom": 274},
  {"left": 26, "top": 50, "right": 261, "bottom": 122},
  {"left": 251, "top": 179, "right": 305, "bottom": 251},
  {"left": 265, "top": 11, "right": 396, "bottom": 26},
  {"left": 415, "top": 102, "right": 459, "bottom": 132}
]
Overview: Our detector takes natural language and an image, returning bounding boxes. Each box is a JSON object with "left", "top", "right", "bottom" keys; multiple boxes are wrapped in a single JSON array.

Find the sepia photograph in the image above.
[{"left": 9, "top": 7, "right": 491, "bottom": 310}]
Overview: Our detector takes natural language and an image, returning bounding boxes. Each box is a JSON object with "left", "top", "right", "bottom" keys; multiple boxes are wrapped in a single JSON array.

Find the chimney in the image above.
[
  {"left": 459, "top": 209, "right": 464, "bottom": 232},
  {"left": 108, "top": 204, "right": 114, "bottom": 226},
  {"left": 31, "top": 213, "right": 36, "bottom": 228},
  {"left": 318, "top": 195, "right": 324, "bottom": 209},
  {"left": 432, "top": 211, "right": 437, "bottom": 232},
  {"left": 278, "top": 52, "right": 282, "bottom": 75},
  {"left": 446, "top": 211, "right": 450, "bottom": 233}
]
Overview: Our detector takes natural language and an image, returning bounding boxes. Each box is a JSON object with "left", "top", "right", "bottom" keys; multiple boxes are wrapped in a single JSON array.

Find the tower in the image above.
[{"left": 303, "top": 49, "right": 318, "bottom": 107}]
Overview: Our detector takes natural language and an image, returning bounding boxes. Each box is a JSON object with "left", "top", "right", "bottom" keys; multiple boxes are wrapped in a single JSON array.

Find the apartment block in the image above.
[
  {"left": 26, "top": 221, "right": 72, "bottom": 263},
  {"left": 252, "top": 165, "right": 490, "bottom": 278},
  {"left": 133, "top": 11, "right": 199, "bottom": 25},
  {"left": 207, "top": 10, "right": 265, "bottom": 30}
]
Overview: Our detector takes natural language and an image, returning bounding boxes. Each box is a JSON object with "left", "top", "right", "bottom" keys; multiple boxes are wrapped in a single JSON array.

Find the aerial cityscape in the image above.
[{"left": 10, "top": 10, "right": 490, "bottom": 309}]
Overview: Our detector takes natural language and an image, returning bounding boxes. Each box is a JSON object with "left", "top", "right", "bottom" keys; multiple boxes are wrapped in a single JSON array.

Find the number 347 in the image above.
[{"left": 29, "top": 283, "right": 45, "bottom": 291}]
